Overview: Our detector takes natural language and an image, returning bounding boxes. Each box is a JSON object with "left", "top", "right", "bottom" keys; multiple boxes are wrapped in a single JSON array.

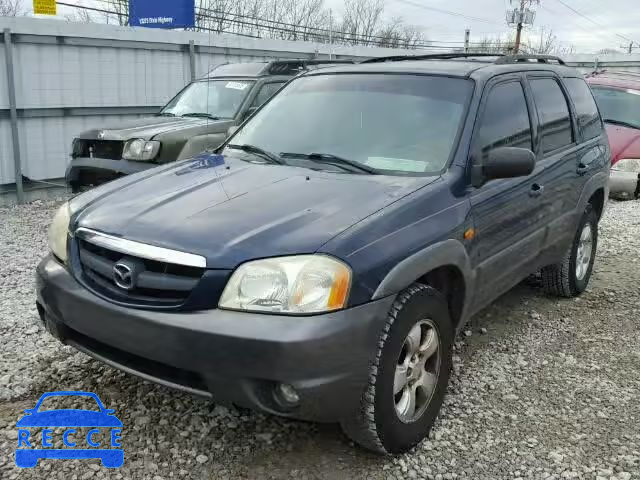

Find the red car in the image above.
[{"left": 587, "top": 71, "right": 640, "bottom": 199}]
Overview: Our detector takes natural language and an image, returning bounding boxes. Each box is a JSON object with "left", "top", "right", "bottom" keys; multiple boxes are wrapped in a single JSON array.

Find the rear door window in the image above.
[
  {"left": 564, "top": 77, "right": 603, "bottom": 140},
  {"left": 477, "top": 81, "right": 533, "bottom": 159},
  {"left": 529, "top": 78, "right": 573, "bottom": 154}
]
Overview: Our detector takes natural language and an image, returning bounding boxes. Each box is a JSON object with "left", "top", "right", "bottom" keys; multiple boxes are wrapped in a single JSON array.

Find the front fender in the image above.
[{"left": 371, "top": 239, "right": 476, "bottom": 328}]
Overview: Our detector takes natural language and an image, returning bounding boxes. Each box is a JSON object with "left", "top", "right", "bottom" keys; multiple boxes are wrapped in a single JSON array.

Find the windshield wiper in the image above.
[
  {"left": 181, "top": 113, "right": 224, "bottom": 120},
  {"left": 280, "top": 152, "right": 378, "bottom": 175},
  {"left": 157, "top": 112, "right": 176, "bottom": 117},
  {"left": 603, "top": 118, "right": 640, "bottom": 130},
  {"left": 226, "top": 144, "right": 286, "bottom": 165}
]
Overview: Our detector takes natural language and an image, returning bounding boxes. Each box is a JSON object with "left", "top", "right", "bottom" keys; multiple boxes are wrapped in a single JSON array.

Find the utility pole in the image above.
[
  {"left": 514, "top": 0, "right": 524, "bottom": 54},
  {"left": 464, "top": 29, "right": 470, "bottom": 53},
  {"left": 507, "top": 0, "right": 539, "bottom": 54}
]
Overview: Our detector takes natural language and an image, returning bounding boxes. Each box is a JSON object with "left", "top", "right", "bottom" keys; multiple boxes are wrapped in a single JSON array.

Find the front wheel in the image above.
[
  {"left": 541, "top": 204, "right": 598, "bottom": 297},
  {"left": 341, "top": 284, "right": 453, "bottom": 454}
]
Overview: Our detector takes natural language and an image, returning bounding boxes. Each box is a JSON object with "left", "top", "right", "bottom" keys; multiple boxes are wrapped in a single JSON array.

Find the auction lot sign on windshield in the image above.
[{"left": 129, "top": 0, "right": 195, "bottom": 29}]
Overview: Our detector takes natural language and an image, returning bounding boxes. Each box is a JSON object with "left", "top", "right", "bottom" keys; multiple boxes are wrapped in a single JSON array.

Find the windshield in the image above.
[
  {"left": 225, "top": 74, "right": 473, "bottom": 175},
  {"left": 161, "top": 80, "right": 254, "bottom": 119},
  {"left": 591, "top": 86, "right": 640, "bottom": 130}
]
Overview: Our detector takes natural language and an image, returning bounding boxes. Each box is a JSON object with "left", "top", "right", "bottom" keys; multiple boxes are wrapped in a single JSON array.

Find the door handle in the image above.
[
  {"left": 577, "top": 163, "right": 589, "bottom": 176},
  {"left": 529, "top": 183, "right": 544, "bottom": 197}
]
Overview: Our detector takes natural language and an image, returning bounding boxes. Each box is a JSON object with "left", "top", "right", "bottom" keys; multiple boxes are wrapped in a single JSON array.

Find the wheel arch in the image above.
[
  {"left": 372, "top": 239, "right": 475, "bottom": 330},
  {"left": 576, "top": 171, "right": 608, "bottom": 220}
]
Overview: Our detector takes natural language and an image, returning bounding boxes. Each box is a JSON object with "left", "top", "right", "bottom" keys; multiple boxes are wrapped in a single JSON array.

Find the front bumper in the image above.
[
  {"left": 609, "top": 169, "right": 640, "bottom": 199},
  {"left": 65, "top": 158, "right": 154, "bottom": 188},
  {"left": 36, "top": 255, "right": 394, "bottom": 422}
]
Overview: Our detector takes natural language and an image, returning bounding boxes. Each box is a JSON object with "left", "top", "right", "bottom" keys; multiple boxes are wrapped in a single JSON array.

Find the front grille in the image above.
[
  {"left": 76, "top": 239, "right": 204, "bottom": 308},
  {"left": 73, "top": 139, "right": 124, "bottom": 160},
  {"left": 76, "top": 169, "right": 122, "bottom": 188}
]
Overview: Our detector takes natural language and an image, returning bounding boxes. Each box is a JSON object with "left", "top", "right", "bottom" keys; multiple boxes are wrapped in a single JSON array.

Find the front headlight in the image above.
[
  {"left": 122, "top": 139, "right": 160, "bottom": 161},
  {"left": 219, "top": 255, "right": 352, "bottom": 314},
  {"left": 48, "top": 202, "right": 71, "bottom": 263},
  {"left": 612, "top": 158, "right": 640, "bottom": 172}
]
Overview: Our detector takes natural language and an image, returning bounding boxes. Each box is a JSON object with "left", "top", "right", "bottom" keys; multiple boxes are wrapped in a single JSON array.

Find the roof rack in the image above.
[
  {"left": 495, "top": 54, "right": 566, "bottom": 65},
  {"left": 361, "top": 53, "right": 503, "bottom": 64},
  {"left": 361, "top": 52, "right": 567, "bottom": 66},
  {"left": 264, "top": 59, "right": 355, "bottom": 75}
]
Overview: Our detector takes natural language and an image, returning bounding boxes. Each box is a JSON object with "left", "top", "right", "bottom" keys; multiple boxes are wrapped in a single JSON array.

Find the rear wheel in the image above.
[
  {"left": 341, "top": 284, "right": 453, "bottom": 454},
  {"left": 541, "top": 205, "right": 598, "bottom": 297}
]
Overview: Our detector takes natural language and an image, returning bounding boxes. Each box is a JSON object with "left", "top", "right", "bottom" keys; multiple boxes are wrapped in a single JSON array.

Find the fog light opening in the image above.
[{"left": 275, "top": 383, "right": 300, "bottom": 406}]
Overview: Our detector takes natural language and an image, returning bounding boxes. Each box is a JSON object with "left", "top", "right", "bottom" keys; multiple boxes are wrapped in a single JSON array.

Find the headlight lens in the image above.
[
  {"left": 612, "top": 158, "right": 640, "bottom": 172},
  {"left": 48, "top": 202, "right": 71, "bottom": 263},
  {"left": 219, "top": 255, "right": 352, "bottom": 314},
  {"left": 122, "top": 139, "right": 160, "bottom": 161}
]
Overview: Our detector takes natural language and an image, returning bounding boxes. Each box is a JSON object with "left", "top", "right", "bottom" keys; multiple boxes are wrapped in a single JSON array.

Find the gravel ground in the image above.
[{"left": 0, "top": 197, "right": 638, "bottom": 480}]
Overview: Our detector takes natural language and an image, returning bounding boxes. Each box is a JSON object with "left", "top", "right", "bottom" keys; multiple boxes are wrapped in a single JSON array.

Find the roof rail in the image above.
[
  {"left": 361, "top": 53, "right": 504, "bottom": 64},
  {"left": 265, "top": 59, "right": 355, "bottom": 75},
  {"left": 495, "top": 54, "right": 566, "bottom": 65}
]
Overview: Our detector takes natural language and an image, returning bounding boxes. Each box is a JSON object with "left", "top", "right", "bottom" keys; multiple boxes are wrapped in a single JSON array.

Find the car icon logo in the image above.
[
  {"left": 97, "top": 131, "right": 105, "bottom": 140},
  {"left": 15, "top": 391, "right": 124, "bottom": 468},
  {"left": 113, "top": 262, "right": 134, "bottom": 290}
]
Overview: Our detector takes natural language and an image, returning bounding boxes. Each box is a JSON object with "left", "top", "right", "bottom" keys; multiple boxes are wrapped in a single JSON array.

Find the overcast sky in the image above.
[{"left": 41, "top": 0, "right": 640, "bottom": 54}]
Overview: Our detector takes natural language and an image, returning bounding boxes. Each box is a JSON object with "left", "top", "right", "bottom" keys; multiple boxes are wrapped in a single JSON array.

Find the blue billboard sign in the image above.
[{"left": 129, "top": 0, "right": 195, "bottom": 29}]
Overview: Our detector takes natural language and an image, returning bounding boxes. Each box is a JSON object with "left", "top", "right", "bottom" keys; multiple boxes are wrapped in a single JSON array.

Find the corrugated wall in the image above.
[{"left": 1, "top": 16, "right": 639, "bottom": 185}]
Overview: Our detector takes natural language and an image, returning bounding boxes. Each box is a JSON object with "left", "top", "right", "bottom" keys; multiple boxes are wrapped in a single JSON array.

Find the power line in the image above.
[
  {"left": 57, "top": 1, "right": 489, "bottom": 50},
  {"left": 390, "top": 0, "right": 505, "bottom": 26},
  {"left": 551, "top": 0, "right": 639, "bottom": 45},
  {"left": 537, "top": 2, "right": 631, "bottom": 49}
]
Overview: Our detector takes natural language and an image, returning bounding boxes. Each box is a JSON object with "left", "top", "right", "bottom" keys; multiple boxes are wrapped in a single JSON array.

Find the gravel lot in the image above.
[{"left": 1, "top": 197, "right": 638, "bottom": 480}]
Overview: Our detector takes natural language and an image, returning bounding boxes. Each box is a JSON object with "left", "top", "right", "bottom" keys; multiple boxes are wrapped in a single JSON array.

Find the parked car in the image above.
[
  {"left": 37, "top": 53, "right": 609, "bottom": 454},
  {"left": 587, "top": 70, "right": 640, "bottom": 199},
  {"left": 65, "top": 59, "right": 352, "bottom": 192}
]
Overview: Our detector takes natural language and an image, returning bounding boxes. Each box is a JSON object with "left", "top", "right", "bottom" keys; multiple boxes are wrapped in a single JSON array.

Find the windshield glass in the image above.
[
  {"left": 226, "top": 74, "right": 473, "bottom": 175},
  {"left": 161, "top": 80, "right": 254, "bottom": 118},
  {"left": 591, "top": 86, "right": 640, "bottom": 130}
]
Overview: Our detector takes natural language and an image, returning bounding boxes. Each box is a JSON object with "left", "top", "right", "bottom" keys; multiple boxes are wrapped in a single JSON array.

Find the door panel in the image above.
[{"left": 468, "top": 78, "right": 544, "bottom": 309}]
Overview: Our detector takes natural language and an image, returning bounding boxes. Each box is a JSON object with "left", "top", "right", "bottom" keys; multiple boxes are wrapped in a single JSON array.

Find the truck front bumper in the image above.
[
  {"left": 36, "top": 255, "right": 394, "bottom": 422},
  {"left": 609, "top": 169, "right": 640, "bottom": 200},
  {"left": 65, "top": 158, "right": 154, "bottom": 189}
]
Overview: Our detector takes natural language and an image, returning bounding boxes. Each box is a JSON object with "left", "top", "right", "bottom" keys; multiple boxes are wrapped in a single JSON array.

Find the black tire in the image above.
[
  {"left": 341, "top": 284, "right": 453, "bottom": 454},
  {"left": 69, "top": 182, "right": 82, "bottom": 194},
  {"left": 541, "top": 204, "right": 598, "bottom": 297}
]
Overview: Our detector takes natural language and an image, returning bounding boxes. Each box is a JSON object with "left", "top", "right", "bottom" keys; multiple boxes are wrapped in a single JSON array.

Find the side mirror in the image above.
[
  {"left": 473, "top": 147, "right": 535, "bottom": 186},
  {"left": 226, "top": 125, "right": 239, "bottom": 137}
]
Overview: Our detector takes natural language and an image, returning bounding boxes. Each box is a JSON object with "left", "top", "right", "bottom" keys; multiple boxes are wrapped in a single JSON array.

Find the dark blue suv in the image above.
[{"left": 36, "top": 53, "right": 610, "bottom": 454}]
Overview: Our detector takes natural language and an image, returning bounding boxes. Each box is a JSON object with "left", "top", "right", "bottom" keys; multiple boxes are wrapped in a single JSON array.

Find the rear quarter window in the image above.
[{"left": 564, "top": 77, "right": 603, "bottom": 141}]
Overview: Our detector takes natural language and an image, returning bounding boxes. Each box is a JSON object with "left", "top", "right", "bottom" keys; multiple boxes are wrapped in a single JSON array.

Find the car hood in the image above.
[
  {"left": 16, "top": 410, "right": 123, "bottom": 428},
  {"left": 73, "top": 153, "right": 436, "bottom": 268},
  {"left": 605, "top": 123, "right": 640, "bottom": 163},
  {"left": 77, "top": 116, "right": 230, "bottom": 141}
]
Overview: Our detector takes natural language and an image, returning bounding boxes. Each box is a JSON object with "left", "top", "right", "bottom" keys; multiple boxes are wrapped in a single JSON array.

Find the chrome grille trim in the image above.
[{"left": 74, "top": 227, "right": 207, "bottom": 269}]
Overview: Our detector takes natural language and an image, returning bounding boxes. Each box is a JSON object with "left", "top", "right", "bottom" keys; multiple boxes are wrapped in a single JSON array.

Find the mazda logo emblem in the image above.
[{"left": 113, "top": 263, "right": 134, "bottom": 290}]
